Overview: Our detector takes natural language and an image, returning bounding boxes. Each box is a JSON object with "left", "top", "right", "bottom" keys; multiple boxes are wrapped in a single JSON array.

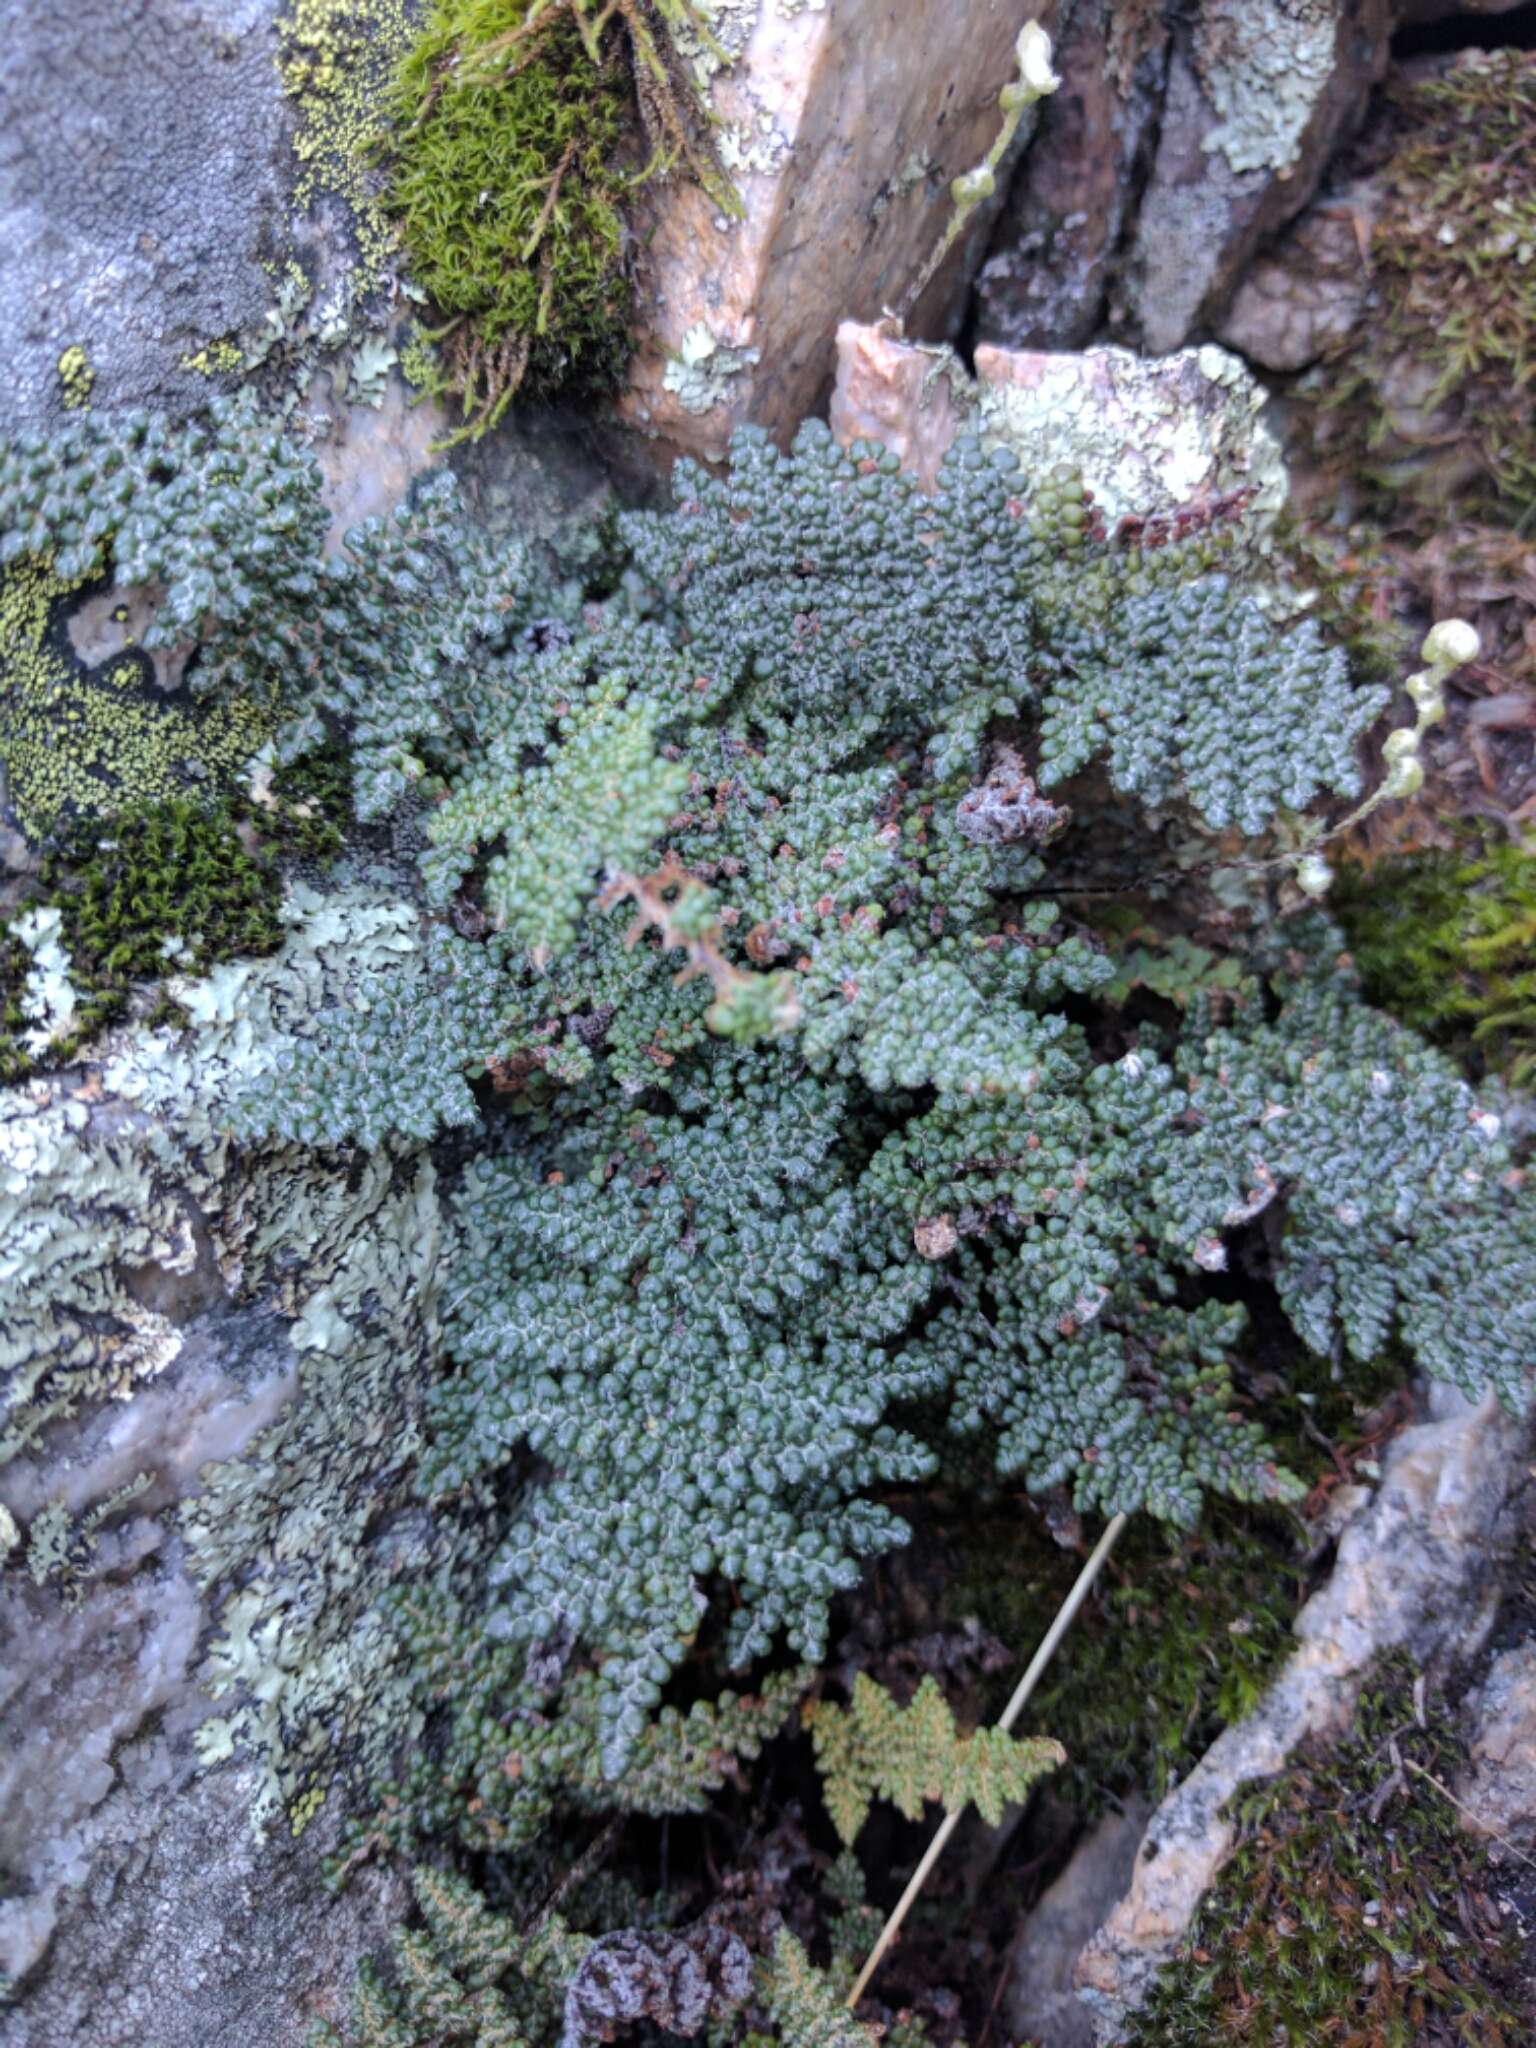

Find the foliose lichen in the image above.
[{"left": 1195, "top": 0, "right": 1338, "bottom": 178}]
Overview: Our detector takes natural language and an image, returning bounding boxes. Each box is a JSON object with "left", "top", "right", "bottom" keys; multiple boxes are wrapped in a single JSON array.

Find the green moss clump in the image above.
[
  {"left": 0, "top": 800, "right": 285, "bottom": 1082},
  {"left": 1335, "top": 838, "right": 1536, "bottom": 1084},
  {"left": 1125, "top": 1654, "right": 1528, "bottom": 2046},
  {"left": 248, "top": 744, "right": 354, "bottom": 863},
  {"left": 378, "top": 1, "right": 640, "bottom": 438},
  {"left": 1307, "top": 52, "right": 1536, "bottom": 528}
]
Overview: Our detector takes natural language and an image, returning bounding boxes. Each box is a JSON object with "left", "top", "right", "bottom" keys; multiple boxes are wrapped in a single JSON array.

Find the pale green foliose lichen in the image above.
[
  {"left": 971, "top": 342, "right": 1287, "bottom": 538},
  {"left": 8, "top": 908, "right": 80, "bottom": 1059},
  {"left": 1, "top": 884, "right": 463, "bottom": 1834},
  {"left": 662, "top": 323, "right": 762, "bottom": 414},
  {"left": 1195, "top": 0, "right": 1338, "bottom": 177}
]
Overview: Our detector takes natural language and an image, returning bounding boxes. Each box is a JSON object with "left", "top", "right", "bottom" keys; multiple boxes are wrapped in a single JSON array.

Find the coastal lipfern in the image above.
[
  {"left": 808, "top": 1672, "right": 1064, "bottom": 1846},
  {"left": 222, "top": 420, "right": 1532, "bottom": 1779},
  {"left": 17, "top": 390, "right": 1524, "bottom": 1834}
]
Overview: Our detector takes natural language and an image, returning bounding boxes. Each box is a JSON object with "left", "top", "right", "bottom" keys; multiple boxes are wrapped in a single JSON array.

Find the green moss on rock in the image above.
[
  {"left": 377, "top": 0, "right": 737, "bottom": 438},
  {"left": 378, "top": 1, "right": 640, "bottom": 437},
  {"left": 1307, "top": 52, "right": 1536, "bottom": 528},
  {"left": 1335, "top": 837, "right": 1536, "bottom": 1084},
  {"left": 0, "top": 800, "right": 284, "bottom": 1084}
]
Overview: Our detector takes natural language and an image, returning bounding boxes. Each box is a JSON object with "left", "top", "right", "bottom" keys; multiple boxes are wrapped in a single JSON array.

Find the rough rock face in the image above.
[
  {"left": 1214, "top": 184, "right": 1378, "bottom": 373},
  {"left": 615, "top": 0, "right": 1072, "bottom": 463},
  {"left": 974, "top": 0, "right": 1395, "bottom": 358},
  {"left": 1073, "top": 1384, "right": 1530, "bottom": 2041},
  {"left": 0, "top": 898, "right": 452, "bottom": 2042},
  {"left": 0, "top": 1330, "right": 408, "bottom": 2048},
  {"left": 0, "top": 0, "right": 290, "bottom": 432},
  {"left": 973, "top": 0, "right": 1169, "bottom": 351}
]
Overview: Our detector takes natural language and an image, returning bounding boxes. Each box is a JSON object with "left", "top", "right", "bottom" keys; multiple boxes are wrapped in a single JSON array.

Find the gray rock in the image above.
[
  {"left": 1006, "top": 1798, "right": 1151, "bottom": 2048},
  {"left": 0, "top": 1317, "right": 409, "bottom": 2047},
  {"left": 1456, "top": 1638, "right": 1536, "bottom": 1864},
  {"left": 0, "top": 0, "right": 290, "bottom": 431},
  {"left": 0, "top": 1749, "right": 407, "bottom": 2048}
]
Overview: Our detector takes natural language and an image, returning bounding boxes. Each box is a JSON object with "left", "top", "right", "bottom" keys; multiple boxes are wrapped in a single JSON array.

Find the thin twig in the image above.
[
  {"left": 844, "top": 1511, "right": 1130, "bottom": 2010},
  {"left": 527, "top": 1814, "right": 624, "bottom": 1930}
]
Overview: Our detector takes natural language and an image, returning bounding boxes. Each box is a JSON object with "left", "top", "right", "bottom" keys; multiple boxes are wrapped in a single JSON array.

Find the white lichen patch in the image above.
[
  {"left": 717, "top": 97, "right": 794, "bottom": 177},
  {"left": 672, "top": 1, "right": 828, "bottom": 186},
  {"left": 974, "top": 342, "right": 1288, "bottom": 535},
  {"left": 663, "top": 323, "right": 762, "bottom": 414},
  {"left": 1195, "top": 0, "right": 1338, "bottom": 177},
  {"left": 9, "top": 905, "right": 80, "bottom": 1058},
  {"left": 674, "top": 0, "right": 762, "bottom": 90}
]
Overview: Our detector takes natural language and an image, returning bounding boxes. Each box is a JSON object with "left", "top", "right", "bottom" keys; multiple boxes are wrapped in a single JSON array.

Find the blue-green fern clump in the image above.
[{"left": 216, "top": 419, "right": 1535, "bottom": 1784}]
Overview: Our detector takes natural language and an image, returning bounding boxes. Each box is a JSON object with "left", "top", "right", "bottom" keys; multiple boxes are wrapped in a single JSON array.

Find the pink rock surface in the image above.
[{"left": 617, "top": 0, "right": 1067, "bottom": 465}]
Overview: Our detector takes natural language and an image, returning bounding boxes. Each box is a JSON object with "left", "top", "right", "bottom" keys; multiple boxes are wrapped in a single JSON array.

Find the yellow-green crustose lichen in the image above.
[
  {"left": 279, "top": 0, "right": 417, "bottom": 298},
  {"left": 0, "top": 395, "right": 329, "bottom": 841},
  {"left": 0, "top": 557, "right": 273, "bottom": 840},
  {"left": 180, "top": 338, "right": 247, "bottom": 377},
  {"left": 56, "top": 346, "right": 94, "bottom": 411}
]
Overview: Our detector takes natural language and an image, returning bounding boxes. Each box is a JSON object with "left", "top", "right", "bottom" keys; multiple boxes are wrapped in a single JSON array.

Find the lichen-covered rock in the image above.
[
  {"left": 1005, "top": 1797, "right": 1151, "bottom": 2048},
  {"left": 1122, "top": 0, "right": 1392, "bottom": 353},
  {"left": 971, "top": 0, "right": 1394, "bottom": 359},
  {"left": 829, "top": 321, "right": 1287, "bottom": 545},
  {"left": 0, "top": 0, "right": 290, "bottom": 432},
  {"left": 0, "top": 889, "right": 455, "bottom": 2036},
  {"left": 616, "top": 0, "right": 1071, "bottom": 463}
]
